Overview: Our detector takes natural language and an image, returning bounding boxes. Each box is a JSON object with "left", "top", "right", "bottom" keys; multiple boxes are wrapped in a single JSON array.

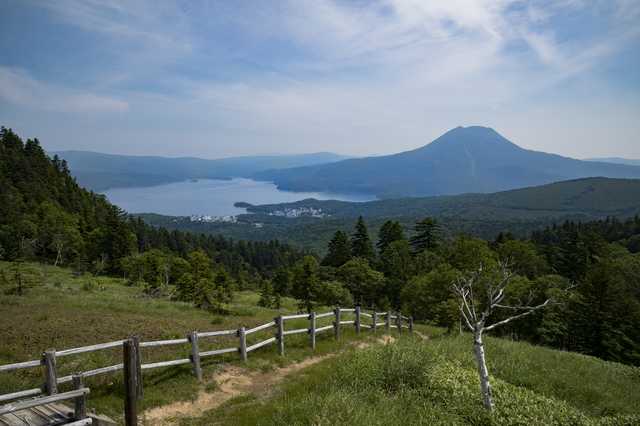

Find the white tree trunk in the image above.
[{"left": 473, "top": 327, "right": 495, "bottom": 411}]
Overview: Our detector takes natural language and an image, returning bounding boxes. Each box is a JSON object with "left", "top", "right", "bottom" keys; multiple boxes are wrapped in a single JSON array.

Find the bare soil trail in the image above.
[
  {"left": 143, "top": 354, "right": 333, "bottom": 425},
  {"left": 142, "top": 334, "right": 419, "bottom": 425}
]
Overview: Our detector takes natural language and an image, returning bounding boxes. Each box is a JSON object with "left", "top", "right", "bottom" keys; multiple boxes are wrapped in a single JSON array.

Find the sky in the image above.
[{"left": 1, "top": 0, "right": 639, "bottom": 160}]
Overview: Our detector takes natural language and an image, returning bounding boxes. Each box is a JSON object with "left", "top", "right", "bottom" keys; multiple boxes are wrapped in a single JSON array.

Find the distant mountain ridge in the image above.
[
  {"left": 251, "top": 126, "right": 640, "bottom": 197},
  {"left": 584, "top": 157, "right": 640, "bottom": 167},
  {"left": 49, "top": 151, "right": 354, "bottom": 192}
]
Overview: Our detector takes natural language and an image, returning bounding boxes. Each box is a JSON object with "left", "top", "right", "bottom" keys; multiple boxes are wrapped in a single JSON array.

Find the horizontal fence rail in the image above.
[{"left": 1, "top": 305, "right": 414, "bottom": 423}]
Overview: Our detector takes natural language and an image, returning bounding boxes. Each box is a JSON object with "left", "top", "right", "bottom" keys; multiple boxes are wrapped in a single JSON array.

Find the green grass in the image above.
[
  {"left": 192, "top": 337, "right": 640, "bottom": 426},
  {"left": 0, "top": 261, "right": 401, "bottom": 422},
  {"left": 2, "top": 260, "right": 639, "bottom": 425}
]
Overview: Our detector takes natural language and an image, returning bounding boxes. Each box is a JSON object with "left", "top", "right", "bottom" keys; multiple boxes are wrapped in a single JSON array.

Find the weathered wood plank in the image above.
[
  {"left": 238, "top": 327, "right": 247, "bottom": 362},
  {"left": 72, "top": 373, "right": 86, "bottom": 421},
  {"left": 0, "top": 359, "right": 44, "bottom": 373},
  {"left": 282, "top": 328, "right": 308, "bottom": 336},
  {"left": 140, "top": 359, "right": 191, "bottom": 370},
  {"left": 309, "top": 312, "right": 316, "bottom": 349},
  {"left": 281, "top": 314, "right": 309, "bottom": 320},
  {"left": 315, "top": 325, "right": 334, "bottom": 333},
  {"left": 139, "top": 339, "right": 188, "bottom": 348},
  {"left": 339, "top": 321, "right": 355, "bottom": 325},
  {"left": 83, "top": 364, "right": 124, "bottom": 377},
  {"left": 0, "top": 389, "right": 90, "bottom": 416},
  {"left": 66, "top": 419, "right": 93, "bottom": 426},
  {"left": 197, "top": 330, "right": 236, "bottom": 338},
  {"left": 189, "top": 331, "right": 202, "bottom": 381},
  {"left": 315, "top": 312, "right": 334, "bottom": 319},
  {"left": 57, "top": 341, "right": 125, "bottom": 357},
  {"left": 246, "top": 337, "right": 276, "bottom": 352},
  {"left": 245, "top": 321, "right": 276, "bottom": 335},
  {"left": 60, "top": 363, "right": 125, "bottom": 383},
  {"left": 132, "top": 335, "right": 143, "bottom": 400},
  {"left": 44, "top": 349, "right": 57, "bottom": 396},
  {"left": 360, "top": 312, "right": 372, "bottom": 318},
  {"left": 334, "top": 305, "right": 340, "bottom": 341},
  {"left": 123, "top": 339, "right": 137, "bottom": 426},
  {"left": 199, "top": 348, "right": 237, "bottom": 358},
  {"left": 0, "top": 388, "right": 43, "bottom": 404},
  {"left": 276, "top": 315, "right": 284, "bottom": 356}
]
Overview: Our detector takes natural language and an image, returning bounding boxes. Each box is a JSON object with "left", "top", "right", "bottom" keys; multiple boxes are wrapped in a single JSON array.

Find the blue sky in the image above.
[{"left": 1, "top": 0, "right": 639, "bottom": 160}]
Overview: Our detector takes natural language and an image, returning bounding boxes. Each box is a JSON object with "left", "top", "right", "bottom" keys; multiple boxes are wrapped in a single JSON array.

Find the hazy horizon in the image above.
[{"left": 1, "top": 1, "right": 639, "bottom": 160}]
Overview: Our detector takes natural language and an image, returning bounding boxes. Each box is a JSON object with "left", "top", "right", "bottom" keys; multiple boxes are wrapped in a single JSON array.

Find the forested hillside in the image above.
[
  {"left": 256, "top": 215, "right": 640, "bottom": 365},
  {"left": 0, "top": 128, "right": 310, "bottom": 295},
  {"left": 244, "top": 177, "right": 640, "bottom": 220}
]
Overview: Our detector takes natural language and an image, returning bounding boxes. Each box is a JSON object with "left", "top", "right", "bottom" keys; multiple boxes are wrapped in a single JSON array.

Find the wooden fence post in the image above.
[
  {"left": 72, "top": 372, "right": 86, "bottom": 421},
  {"left": 409, "top": 317, "right": 413, "bottom": 333},
  {"left": 189, "top": 330, "right": 202, "bottom": 381},
  {"left": 372, "top": 311, "right": 377, "bottom": 334},
  {"left": 397, "top": 312, "right": 402, "bottom": 334},
  {"left": 44, "top": 349, "right": 57, "bottom": 396},
  {"left": 386, "top": 311, "right": 391, "bottom": 332},
  {"left": 123, "top": 339, "right": 137, "bottom": 426},
  {"left": 131, "top": 334, "right": 143, "bottom": 399},
  {"left": 276, "top": 315, "right": 284, "bottom": 356},
  {"left": 238, "top": 326, "right": 247, "bottom": 361},
  {"left": 334, "top": 305, "right": 340, "bottom": 341},
  {"left": 309, "top": 312, "right": 316, "bottom": 349},
  {"left": 355, "top": 306, "right": 360, "bottom": 334}
]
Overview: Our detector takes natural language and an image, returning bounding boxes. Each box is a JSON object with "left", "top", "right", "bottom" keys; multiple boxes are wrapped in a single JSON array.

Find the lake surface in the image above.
[{"left": 102, "top": 178, "right": 376, "bottom": 216}]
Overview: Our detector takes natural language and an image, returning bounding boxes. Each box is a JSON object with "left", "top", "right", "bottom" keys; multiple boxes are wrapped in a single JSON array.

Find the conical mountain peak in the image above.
[{"left": 251, "top": 127, "right": 640, "bottom": 197}]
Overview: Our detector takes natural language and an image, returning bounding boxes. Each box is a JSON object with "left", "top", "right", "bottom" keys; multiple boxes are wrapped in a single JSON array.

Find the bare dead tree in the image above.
[
  {"left": 53, "top": 234, "right": 66, "bottom": 267},
  {"left": 92, "top": 253, "right": 109, "bottom": 277},
  {"left": 453, "top": 260, "right": 576, "bottom": 411}
]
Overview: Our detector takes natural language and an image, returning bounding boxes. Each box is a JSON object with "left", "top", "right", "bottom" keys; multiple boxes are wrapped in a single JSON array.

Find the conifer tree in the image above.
[
  {"left": 322, "top": 230, "right": 352, "bottom": 267},
  {"left": 257, "top": 279, "right": 275, "bottom": 308},
  {"left": 292, "top": 256, "right": 320, "bottom": 313},
  {"left": 377, "top": 220, "right": 406, "bottom": 254},
  {"left": 409, "top": 217, "right": 443, "bottom": 253},
  {"left": 350, "top": 216, "right": 375, "bottom": 263}
]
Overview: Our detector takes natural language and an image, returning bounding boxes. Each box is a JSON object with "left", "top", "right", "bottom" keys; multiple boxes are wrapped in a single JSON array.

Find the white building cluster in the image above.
[
  {"left": 190, "top": 214, "right": 237, "bottom": 223},
  {"left": 269, "top": 207, "right": 324, "bottom": 218}
]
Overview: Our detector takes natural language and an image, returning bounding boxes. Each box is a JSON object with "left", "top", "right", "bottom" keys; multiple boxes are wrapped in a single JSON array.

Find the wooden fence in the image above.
[{"left": 1, "top": 306, "right": 413, "bottom": 425}]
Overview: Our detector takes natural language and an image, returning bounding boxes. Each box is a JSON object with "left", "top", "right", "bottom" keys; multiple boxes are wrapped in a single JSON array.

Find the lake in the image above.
[{"left": 102, "top": 178, "right": 376, "bottom": 216}]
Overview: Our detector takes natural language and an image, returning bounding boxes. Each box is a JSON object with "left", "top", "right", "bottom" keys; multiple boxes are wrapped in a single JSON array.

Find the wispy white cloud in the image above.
[
  {"left": 1, "top": 0, "right": 639, "bottom": 158},
  {"left": 0, "top": 67, "right": 128, "bottom": 113}
]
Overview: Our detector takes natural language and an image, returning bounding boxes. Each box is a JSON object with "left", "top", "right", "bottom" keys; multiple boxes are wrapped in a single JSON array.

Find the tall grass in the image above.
[{"left": 194, "top": 337, "right": 640, "bottom": 426}]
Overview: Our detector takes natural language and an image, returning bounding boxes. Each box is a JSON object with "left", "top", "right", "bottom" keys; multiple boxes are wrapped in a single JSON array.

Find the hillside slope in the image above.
[
  {"left": 245, "top": 177, "right": 640, "bottom": 221},
  {"left": 51, "top": 150, "right": 354, "bottom": 192},
  {"left": 251, "top": 126, "right": 640, "bottom": 197}
]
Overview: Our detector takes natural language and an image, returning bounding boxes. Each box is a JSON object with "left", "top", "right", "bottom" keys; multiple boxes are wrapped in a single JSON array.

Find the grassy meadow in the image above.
[{"left": 1, "top": 260, "right": 639, "bottom": 425}]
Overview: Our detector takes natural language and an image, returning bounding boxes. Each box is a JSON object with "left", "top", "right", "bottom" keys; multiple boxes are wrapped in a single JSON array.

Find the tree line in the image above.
[
  {"left": 0, "top": 127, "right": 309, "bottom": 310},
  {"left": 258, "top": 214, "right": 640, "bottom": 365}
]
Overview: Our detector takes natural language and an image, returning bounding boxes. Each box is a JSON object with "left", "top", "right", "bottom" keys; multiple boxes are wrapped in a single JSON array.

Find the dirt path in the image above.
[
  {"left": 143, "top": 354, "right": 334, "bottom": 425},
  {"left": 142, "top": 335, "right": 419, "bottom": 425}
]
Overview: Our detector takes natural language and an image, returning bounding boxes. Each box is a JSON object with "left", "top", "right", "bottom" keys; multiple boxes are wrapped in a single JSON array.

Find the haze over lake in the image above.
[{"left": 102, "top": 178, "right": 376, "bottom": 216}]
